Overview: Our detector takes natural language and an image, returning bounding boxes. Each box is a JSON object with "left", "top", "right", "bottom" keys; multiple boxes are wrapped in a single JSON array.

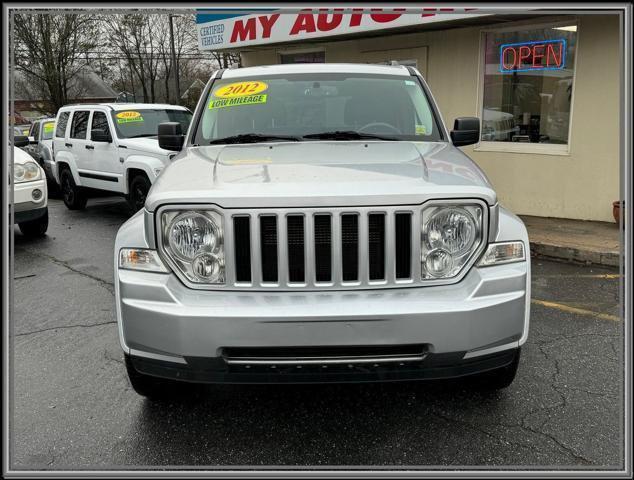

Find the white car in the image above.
[
  {"left": 52, "top": 103, "right": 192, "bottom": 213},
  {"left": 12, "top": 140, "right": 48, "bottom": 237}
]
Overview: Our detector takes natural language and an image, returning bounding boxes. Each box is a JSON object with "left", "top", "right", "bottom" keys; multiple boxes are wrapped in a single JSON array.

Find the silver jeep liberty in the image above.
[{"left": 114, "top": 64, "right": 530, "bottom": 398}]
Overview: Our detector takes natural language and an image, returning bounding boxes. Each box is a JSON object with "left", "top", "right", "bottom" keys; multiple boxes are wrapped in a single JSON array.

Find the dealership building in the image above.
[{"left": 197, "top": 8, "right": 621, "bottom": 222}]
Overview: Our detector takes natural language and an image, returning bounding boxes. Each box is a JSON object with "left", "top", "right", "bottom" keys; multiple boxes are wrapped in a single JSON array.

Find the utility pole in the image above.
[{"left": 169, "top": 14, "right": 180, "bottom": 105}]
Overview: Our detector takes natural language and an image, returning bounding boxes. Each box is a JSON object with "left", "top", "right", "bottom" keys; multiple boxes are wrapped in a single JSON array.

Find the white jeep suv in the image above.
[{"left": 52, "top": 103, "right": 192, "bottom": 212}]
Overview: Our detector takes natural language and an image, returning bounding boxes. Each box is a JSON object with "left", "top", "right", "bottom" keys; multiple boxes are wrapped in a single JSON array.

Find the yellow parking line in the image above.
[
  {"left": 531, "top": 299, "right": 620, "bottom": 321},
  {"left": 534, "top": 274, "right": 621, "bottom": 279}
]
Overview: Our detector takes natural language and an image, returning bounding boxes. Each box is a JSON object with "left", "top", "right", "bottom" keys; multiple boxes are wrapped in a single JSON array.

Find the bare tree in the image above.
[
  {"left": 105, "top": 14, "right": 161, "bottom": 103},
  {"left": 13, "top": 12, "right": 98, "bottom": 113},
  {"left": 210, "top": 51, "right": 242, "bottom": 69},
  {"left": 154, "top": 14, "right": 202, "bottom": 103}
]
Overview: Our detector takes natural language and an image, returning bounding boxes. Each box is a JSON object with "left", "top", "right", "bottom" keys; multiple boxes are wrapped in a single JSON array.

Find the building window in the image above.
[
  {"left": 280, "top": 51, "right": 325, "bottom": 64},
  {"left": 480, "top": 23, "right": 577, "bottom": 147}
]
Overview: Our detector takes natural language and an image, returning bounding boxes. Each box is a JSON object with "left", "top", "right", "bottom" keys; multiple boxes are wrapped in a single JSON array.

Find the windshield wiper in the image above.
[
  {"left": 302, "top": 130, "right": 399, "bottom": 141},
  {"left": 209, "top": 133, "right": 301, "bottom": 145},
  {"left": 128, "top": 133, "right": 157, "bottom": 138}
]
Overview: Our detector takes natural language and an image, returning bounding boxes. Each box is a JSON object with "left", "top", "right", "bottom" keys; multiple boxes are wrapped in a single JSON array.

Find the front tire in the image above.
[
  {"left": 127, "top": 174, "right": 151, "bottom": 214},
  {"left": 18, "top": 208, "right": 48, "bottom": 237},
  {"left": 471, "top": 348, "right": 521, "bottom": 390},
  {"left": 60, "top": 168, "right": 87, "bottom": 210}
]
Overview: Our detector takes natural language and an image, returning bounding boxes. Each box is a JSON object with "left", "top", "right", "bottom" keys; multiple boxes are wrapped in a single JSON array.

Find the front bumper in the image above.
[
  {"left": 13, "top": 177, "right": 47, "bottom": 223},
  {"left": 129, "top": 347, "right": 520, "bottom": 384},
  {"left": 117, "top": 260, "right": 529, "bottom": 384}
]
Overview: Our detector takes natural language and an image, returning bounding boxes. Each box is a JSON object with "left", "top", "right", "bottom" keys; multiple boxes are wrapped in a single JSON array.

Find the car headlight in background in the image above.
[
  {"left": 14, "top": 161, "right": 41, "bottom": 183},
  {"left": 160, "top": 210, "right": 225, "bottom": 284},
  {"left": 421, "top": 203, "right": 484, "bottom": 279}
]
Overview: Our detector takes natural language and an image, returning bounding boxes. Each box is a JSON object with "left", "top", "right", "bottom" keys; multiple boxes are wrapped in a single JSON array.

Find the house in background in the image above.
[{"left": 12, "top": 66, "right": 117, "bottom": 121}]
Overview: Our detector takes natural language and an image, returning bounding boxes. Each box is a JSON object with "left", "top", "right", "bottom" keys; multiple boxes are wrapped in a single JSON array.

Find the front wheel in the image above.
[
  {"left": 60, "top": 169, "right": 87, "bottom": 210},
  {"left": 127, "top": 174, "right": 151, "bottom": 214},
  {"left": 18, "top": 208, "right": 48, "bottom": 237}
]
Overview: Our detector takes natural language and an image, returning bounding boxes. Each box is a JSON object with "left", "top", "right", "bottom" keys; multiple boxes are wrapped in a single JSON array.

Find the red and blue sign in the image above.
[{"left": 499, "top": 39, "right": 566, "bottom": 73}]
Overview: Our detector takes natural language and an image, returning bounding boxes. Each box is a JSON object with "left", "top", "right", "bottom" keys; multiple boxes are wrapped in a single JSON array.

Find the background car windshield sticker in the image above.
[
  {"left": 209, "top": 81, "right": 268, "bottom": 109},
  {"left": 116, "top": 111, "right": 144, "bottom": 124},
  {"left": 43, "top": 122, "right": 55, "bottom": 133}
]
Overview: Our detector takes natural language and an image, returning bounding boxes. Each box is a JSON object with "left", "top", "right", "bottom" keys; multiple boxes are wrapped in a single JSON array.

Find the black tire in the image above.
[
  {"left": 125, "top": 354, "right": 196, "bottom": 401},
  {"left": 18, "top": 208, "right": 48, "bottom": 237},
  {"left": 60, "top": 168, "right": 87, "bottom": 210},
  {"left": 471, "top": 349, "right": 521, "bottom": 390},
  {"left": 127, "top": 174, "right": 151, "bottom": 214},
  {"left": 46, "top": 176, "right": 62, "bottom": 199}
]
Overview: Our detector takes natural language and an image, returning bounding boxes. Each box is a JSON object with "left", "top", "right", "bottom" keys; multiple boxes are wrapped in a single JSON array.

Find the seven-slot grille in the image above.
[{"left": 227, "top": 207, "right": 420, "bottom": 290}]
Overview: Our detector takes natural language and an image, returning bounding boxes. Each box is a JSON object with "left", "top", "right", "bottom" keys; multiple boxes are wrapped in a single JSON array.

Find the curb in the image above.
[{"left": 529, "top": 241, "right": 620, "bottom": 267}]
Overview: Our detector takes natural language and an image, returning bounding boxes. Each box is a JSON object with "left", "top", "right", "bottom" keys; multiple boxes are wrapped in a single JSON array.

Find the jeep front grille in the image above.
[{"left": 227, "top": 206, "right": 424, "bottom": 290}]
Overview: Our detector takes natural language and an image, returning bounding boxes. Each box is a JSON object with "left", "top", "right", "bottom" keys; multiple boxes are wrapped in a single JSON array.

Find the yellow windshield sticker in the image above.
[
  {"left": 415, "top": 124, "right": 427, "bottom": 135},
  {"left": 116, "top": 111, "right": 141, "bottom": 119},
  {"left": 209, "top": 94, "right": 268, "bottom": 110},
  {"left": 213, "top": 81, "right": 268, "bottom": 98},
  {"left": 43, "top": 122, "right": 55, "bottom": 133},
  {"left": 116, "top": 111, "right": 144, "bottom": 124}
]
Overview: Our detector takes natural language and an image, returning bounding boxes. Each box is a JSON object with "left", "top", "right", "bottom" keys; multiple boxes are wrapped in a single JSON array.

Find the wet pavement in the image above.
[{"left": 10, "top": 197, "right": 624, "bottom": 470}]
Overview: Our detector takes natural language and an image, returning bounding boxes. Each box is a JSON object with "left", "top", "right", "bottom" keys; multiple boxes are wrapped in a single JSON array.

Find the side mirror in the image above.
[
  {"left": 28, "top": 136, "right": 37, "bottom": 144},
  {"left": 14, "top": 135, "right": 29, "bottom": 148},
  {"left": 91, "top": 129, "right": 112, "bottom": 143},
  {"left": 158, "top": 122, "right": 184, "bottom": 152},
  {"left": 450, "top": 117, "right": 480, "bottom": 147}
]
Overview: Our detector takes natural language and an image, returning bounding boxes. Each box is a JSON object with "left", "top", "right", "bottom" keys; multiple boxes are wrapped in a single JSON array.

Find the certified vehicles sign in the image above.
[{"left": 196, "top": 8, "right": 487, "bottom": 50}]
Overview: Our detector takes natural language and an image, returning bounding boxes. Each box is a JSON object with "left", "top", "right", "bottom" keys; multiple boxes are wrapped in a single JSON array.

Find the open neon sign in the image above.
[{"left": 499, "top": 39, "right": 566, "bottom": 73}]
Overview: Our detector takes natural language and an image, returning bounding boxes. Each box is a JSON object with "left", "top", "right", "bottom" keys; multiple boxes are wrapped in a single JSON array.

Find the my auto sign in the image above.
[{"left": 196, "top": 8, "right": 488, "bottom": 50}]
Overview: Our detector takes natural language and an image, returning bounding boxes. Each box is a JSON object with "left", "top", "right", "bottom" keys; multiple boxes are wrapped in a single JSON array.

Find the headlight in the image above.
[
  {"left": 160, "top": 210, "right": 225, "bottom": 284},
  {"left": 14, "top": 162, "right": 41, "bottom": 183},
  {"left": 421, "top": 203, "right": 484, "bottom": 279}
]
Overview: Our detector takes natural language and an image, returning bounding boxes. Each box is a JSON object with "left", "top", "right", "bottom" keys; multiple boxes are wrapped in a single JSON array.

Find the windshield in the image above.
[
  {"left": 42, "top": 121, "right": 55, "bottom": 140},
  {"left": 194, "top": 73, "right": 443, "bottom": 144},
  {"left": 111, "top": 109, "right": 192, "bottom": 139}
]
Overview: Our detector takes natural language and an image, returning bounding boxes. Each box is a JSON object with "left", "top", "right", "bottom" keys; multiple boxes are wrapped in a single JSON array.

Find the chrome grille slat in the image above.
[
  {"left": 358, "top": 212, "right": 370, "bottom": 286},
  {"left": 277, "top": 215, "right": 289, "bottom": 286},
  {"left": 331, "top": 213, "right": 343, "bottom": 285},
  {"left": 411, "top": 211, "right": 422, "bottom": 283},
  {"left": 304, "top": 213, "right": 316, "bottom": 287},
  {"left": 249, "top": 213, "right": 262, "bottom": 285},
  {"left": 385, "top": 211, "right": 396, "bottom": 284},
  {"left": 224, "top": 215, "right": 237, "bottom": 286}
]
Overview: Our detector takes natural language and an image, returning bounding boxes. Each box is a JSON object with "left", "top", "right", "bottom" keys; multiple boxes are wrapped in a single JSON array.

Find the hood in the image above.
[
  {"left": 13, "top": 146, "right": 38, "bottom": 165},
  {"left": 118, "top": 137, "right": 169, "bottom": 156},
  {"left": 147, "top": 141, "right": 495, "bottom": 210}
]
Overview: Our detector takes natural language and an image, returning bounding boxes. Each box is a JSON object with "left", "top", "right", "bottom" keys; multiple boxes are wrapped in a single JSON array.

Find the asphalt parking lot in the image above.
[{"left": 10, "top": 196, "right": 624, "bottom": 469}]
